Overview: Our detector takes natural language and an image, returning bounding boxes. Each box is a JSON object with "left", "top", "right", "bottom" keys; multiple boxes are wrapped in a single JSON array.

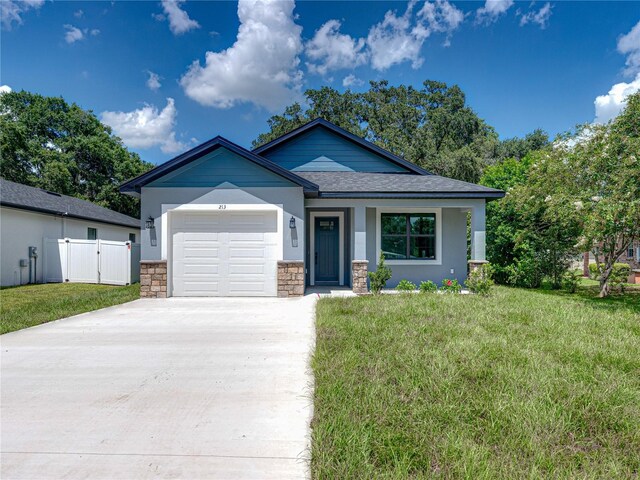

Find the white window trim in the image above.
[
  {"left": 161, "top": 203, "right": 283, "bottom": 297},
  {"left": 375, "top": 207, "right": 442, "bottom": 266},
  {"left": 309, "top": 211, "right": 344, "bottom": 286}
]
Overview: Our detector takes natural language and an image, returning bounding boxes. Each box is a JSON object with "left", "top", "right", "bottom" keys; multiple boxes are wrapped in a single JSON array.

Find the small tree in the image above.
[
  {"left": 566, "top": 93, "right": 640, "bottom": 297},
  {"left": 368, "top": 253, "right": 392, "bottom": 294}
]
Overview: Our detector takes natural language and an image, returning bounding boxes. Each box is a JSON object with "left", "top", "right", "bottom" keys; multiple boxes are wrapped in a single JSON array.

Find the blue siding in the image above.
[
  {"left": 262, "top": 127, "right": 409, "bottom": 173},
  {"left": 147, "top": 147, "right": 295, "bottom": 188}
]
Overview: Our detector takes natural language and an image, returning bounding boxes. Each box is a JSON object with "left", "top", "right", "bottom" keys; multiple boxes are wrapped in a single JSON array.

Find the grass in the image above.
[
  {"left": 0, "top": 283, "right": 140, "bottom": 334},
  {"left": 312, "top": 286, "right": 640, "bottom": 479}
]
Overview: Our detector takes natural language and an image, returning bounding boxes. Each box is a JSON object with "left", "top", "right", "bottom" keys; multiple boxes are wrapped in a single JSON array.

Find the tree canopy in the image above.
[
  {"left": 0, "top": 90, "right": 153, "bottom": 218},
  {"left": 253, "top": 80, "right": 503, "bottom": 183}
]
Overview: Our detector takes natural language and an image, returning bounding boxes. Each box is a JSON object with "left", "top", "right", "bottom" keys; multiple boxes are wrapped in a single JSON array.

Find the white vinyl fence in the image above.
[{"left": 44, "top": 238, "right": 140, "bottom": 285}]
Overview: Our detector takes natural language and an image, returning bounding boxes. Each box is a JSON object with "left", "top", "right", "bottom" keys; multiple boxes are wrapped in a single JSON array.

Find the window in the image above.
[
  {"left": 87, "top": 227, "right": 97, "bottom": 240},
  {"left": 129, "top": 233, "right": 136, "bottom": 243},
  {"left": 381, "top": 213, "right": 436, "bottom": 260},
  {"left": 628, "top": 245, "right": 635, "bottom": 258}
]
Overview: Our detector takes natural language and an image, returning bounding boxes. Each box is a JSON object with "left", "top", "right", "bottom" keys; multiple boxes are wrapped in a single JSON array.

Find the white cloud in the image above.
[
  {"left": 160, "top": 0, "right": 200, "bottom": 35},
  {"left": 146, "top": 71, "right": 162, "bottom": 91},
  {"left": 594, "top": 73, "right": 640, "bottom": 124},
  {"left": 519, "top": 2, "right": 552, "bottom": 29},
  {"left": 64, "top": 24, "right": 85, "bottom": 43},
  {"left": 101, "top": 98, "right": 186, "bottom": 153},
  {"left": 74, "top": 9, "right": 83, "bottom": 18},
  {"left": 63, "top": 25, "right": 99, "bottom": 44},
  {"left": 367, "top": 0, "right": 463, "bottom": 71},
  {"left": 343, "top": 74, "right": 363, "bottom": 88},
  {"left": 618, "top": 20, "right": 640, "bottom": 76},
  {"left": 180, "top": 0, "right": 304, "bottom": 111},
  {"left": 306, "top": 20, "right": 367, "bottom": 76},
  {"left": 0, "top": 85, "right": 12, "bottom": 94},
  {"left": 475, "top": 0, "right": 513, "bottom": 25},
  {"left": 1, "top": 0, "right": 44, "bottom": 30}
]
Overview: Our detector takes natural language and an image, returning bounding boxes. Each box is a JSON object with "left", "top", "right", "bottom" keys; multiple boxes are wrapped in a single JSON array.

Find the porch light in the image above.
[
  {"left": 145, "top": 216, "right": 155, "bottom": 230},
  {"left": 289, "top": 216, "right": 296, "bottom": 229}
]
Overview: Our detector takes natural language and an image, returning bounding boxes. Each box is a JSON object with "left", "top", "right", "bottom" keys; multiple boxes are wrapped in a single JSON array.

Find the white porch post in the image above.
[
  {"left": 353, "top": 206, "right": 366, "bottom": 260},
  {"left": 352, "top": 206, "right": 368, "bottom": 293},
  {"left": 469, "top": 202, "right": 487, "bottom": 271}
]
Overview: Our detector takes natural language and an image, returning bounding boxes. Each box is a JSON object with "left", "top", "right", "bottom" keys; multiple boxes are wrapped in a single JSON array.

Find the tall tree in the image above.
[
  {"left": 253, "top": 80, "right": 499, "bottom": 183},
  {"left": 0, "top": 90, "right": 153, "bottom": 217}
]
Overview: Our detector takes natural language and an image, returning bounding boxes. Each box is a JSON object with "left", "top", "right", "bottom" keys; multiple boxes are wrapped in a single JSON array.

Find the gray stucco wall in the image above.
[
  {"left": 365, "top": 207, "right": 469, "bottom": 287},
  {"left": 140, "top": 185, "right": 305, "bottom": 262}
]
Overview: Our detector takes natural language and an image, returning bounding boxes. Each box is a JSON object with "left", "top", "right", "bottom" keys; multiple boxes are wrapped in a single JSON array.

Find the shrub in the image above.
[
  {"left": 466, "top": 264, "right": 494, "bottom": 295},
  {"left": 611, "top": 263, "right": 631, "bottom": 293},
  {"left": 588, "top": 263, "right": 631, "bottom": 292},
  {"left": 395, "top": 279, "right": 417, "bottom": 292},
  {"left": 441, "top": 278, "right": 462, "bottom": 293},
  {"left": 419, "top": 280, "right": 438, "bottom": 293},
  {"left": 505, "top": 251, "right": 543, "bottom": 288},
  {"left": 562, "top": 270, "right": 580, "bottom": 293},
  {"left": 368, "top": 253, "right": 392, "bottom": 294}
]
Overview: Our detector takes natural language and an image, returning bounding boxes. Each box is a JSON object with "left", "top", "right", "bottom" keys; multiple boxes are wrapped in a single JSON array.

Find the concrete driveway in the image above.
[{"left": 1, "top": 296, "right": 316, "bottom": 479}]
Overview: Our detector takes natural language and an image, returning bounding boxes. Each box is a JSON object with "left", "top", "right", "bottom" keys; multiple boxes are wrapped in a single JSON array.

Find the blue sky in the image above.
[{"left": 2, "top": 0, "right": 639, "bottom": 165}]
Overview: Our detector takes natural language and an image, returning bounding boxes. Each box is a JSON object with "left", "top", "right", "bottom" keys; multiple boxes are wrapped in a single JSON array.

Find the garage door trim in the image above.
[{"left": 162, "top": 203, "right": 283, "bottom": 297}]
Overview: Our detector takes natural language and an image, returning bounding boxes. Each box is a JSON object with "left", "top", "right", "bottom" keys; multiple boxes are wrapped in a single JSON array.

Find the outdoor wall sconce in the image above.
[
  {"left": 290, "top": 216, "right": 298, "bottom": 247},
  {"left": 145, "top": 216, "right": 155, "bottom": 230}
]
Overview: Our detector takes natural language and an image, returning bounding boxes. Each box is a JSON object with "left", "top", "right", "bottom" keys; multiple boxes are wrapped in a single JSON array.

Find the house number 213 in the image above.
[{"left": 218, "top": 204, "right": 227, "bottom": 210}]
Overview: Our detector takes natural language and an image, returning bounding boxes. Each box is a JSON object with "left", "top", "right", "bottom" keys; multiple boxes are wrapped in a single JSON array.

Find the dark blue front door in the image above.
[{"left": 315, "top": 216, "right": 339, "bottom": 283}]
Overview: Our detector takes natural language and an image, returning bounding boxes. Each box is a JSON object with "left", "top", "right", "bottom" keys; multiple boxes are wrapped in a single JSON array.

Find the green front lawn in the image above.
[
  {"left": 0, "top": 283, "right": 140, "bottom": 334},
  {"left": 312, "top": 287, "right": 640, "bottom": 479}
]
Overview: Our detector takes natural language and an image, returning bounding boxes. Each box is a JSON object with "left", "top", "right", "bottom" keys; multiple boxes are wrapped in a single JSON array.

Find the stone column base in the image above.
[
  {"left": 352, "top": 260, "right": 369, "bottom": 294},
  {"left": 140, "top": 260, "right": 167, "bottom": 298},
  {"left": 278, "top": 261, "right": 305, "bottom": 297},
  {"left": 468, "top": 260, "right": 489, "bottom": 274}
]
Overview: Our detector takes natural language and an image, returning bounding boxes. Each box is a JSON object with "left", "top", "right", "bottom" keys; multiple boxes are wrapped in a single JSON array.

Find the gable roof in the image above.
[
  {"left": 252, "top": 118, "right": 432, "bottom": 176},
  {"left": 294, "top": 172, "right": 505, "bottom": 199},
  {"left": 119, "top": 136, "right": 319, "bottom": 196},
  {"left": 0, "top": 178, "right": 140, "bottom": 229}
]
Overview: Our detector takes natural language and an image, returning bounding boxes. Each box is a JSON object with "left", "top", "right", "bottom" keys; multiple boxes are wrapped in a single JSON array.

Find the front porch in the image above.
[{"left": 299, "top": 199, "right": 488, "bottom": 294}]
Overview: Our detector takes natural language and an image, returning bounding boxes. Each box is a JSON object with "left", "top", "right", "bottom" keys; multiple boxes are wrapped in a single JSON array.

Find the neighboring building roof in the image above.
[
  {"left": 0, "top": 178, "right": 140, "bottom": 229},
  {"left": 295, "top": 172, "right": 505, "bottom": 199},
  {"left": 252, "top": 118, "right": 432, "bottom": 176},
  {"left": 120, "top": 136, "right": 319, "bottom": 196}
]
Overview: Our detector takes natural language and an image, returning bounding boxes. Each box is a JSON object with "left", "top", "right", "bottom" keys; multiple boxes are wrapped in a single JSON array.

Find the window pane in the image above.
[
  {"left": 382, "top": 236, "right": 407, "bottom": 259},
  {"left": 410, "top": 236, "right": 435, "bottom": 259},
  {"left": 410, "top": 214, "right": 435, "bottom": 235},
  {"left": 87, "top": 228, "right": 97, "bottom": 240},
  {"left": 381, "top": 214, "right": 406, "bottom": 235},
  {"left": 129, "top": 233, "right": 136, "bottom": 243}
]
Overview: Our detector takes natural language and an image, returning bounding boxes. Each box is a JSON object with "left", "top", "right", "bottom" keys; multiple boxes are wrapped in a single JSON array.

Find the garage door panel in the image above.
[{"left": 172, "top": 210, "right": 279, "bottom": 297}]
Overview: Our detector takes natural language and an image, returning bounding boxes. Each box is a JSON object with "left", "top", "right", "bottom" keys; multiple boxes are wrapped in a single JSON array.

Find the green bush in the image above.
[
  {"left": 505, "top": 250, "right": 543, "bottom": 288},
  {"left": 396, "top": 279, "right": 417, "bottom": 292},
  {"left": 368, "top": 253, "right": 392, "bottom": 294},
  {"left": 419, "top": 280, "right": 438, "bottom": 293},
  {"left": 441, "top": 278, "right": 462, "bottom": 293},
  {"left": 562, "top": 270, "right": 581, "bottom": 293},
  {"left": 588, "top": 263, "right": 599, "bottom": 280},
  {"left": 465, "top": 264, "right": 494, "bottom": 295},
  {"left": 588, "top": 263, "right": 631, "bottom": 290}
]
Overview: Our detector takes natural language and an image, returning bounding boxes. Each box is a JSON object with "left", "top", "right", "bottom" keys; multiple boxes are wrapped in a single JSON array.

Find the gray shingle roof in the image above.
[
  {"left": 295, "top": 172, "right": 504, "bottom": 199},
  {"left": 1, "top": 178, "right": 140, "bottom": 229}
]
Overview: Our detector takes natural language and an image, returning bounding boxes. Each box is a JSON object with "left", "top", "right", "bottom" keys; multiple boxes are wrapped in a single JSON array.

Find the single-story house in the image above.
[
  {"left": 0, "top": 178, "right": 141, "bottom": 286},
  {"left": 120, "top": 119, "right": 504, "bottom": 298}
]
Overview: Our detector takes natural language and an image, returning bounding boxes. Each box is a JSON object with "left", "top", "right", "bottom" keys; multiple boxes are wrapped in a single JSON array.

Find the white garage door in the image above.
[{"left": 171, "top": 210, "right": 279, "bottom": 297}]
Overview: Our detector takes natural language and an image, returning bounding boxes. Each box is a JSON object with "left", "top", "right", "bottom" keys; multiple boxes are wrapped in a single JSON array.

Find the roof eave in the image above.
[{"left": 311, "top": 191, "right": 505, "bottom": 199}]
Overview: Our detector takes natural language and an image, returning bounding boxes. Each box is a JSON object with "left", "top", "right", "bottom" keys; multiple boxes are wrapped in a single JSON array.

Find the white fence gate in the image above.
[{"left": 44, "top": 238, "right": 140, "bottom": 285}]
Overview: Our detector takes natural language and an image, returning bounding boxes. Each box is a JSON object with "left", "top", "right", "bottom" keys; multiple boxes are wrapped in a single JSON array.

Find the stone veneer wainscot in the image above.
[
  {"left": 140, "top": 260, "right": 167, "bottom": 298},
  {"left": 277, "top": 261, "right": 304, "bottom": 297}
]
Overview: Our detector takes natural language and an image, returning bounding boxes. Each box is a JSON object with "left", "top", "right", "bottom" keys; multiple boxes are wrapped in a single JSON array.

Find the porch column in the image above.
[
  {"left": 469, "top": 202, "right": 487, "bottom": 272},
  {"left": 352, "top": 206, "right": 369, "bottom": 294}
]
